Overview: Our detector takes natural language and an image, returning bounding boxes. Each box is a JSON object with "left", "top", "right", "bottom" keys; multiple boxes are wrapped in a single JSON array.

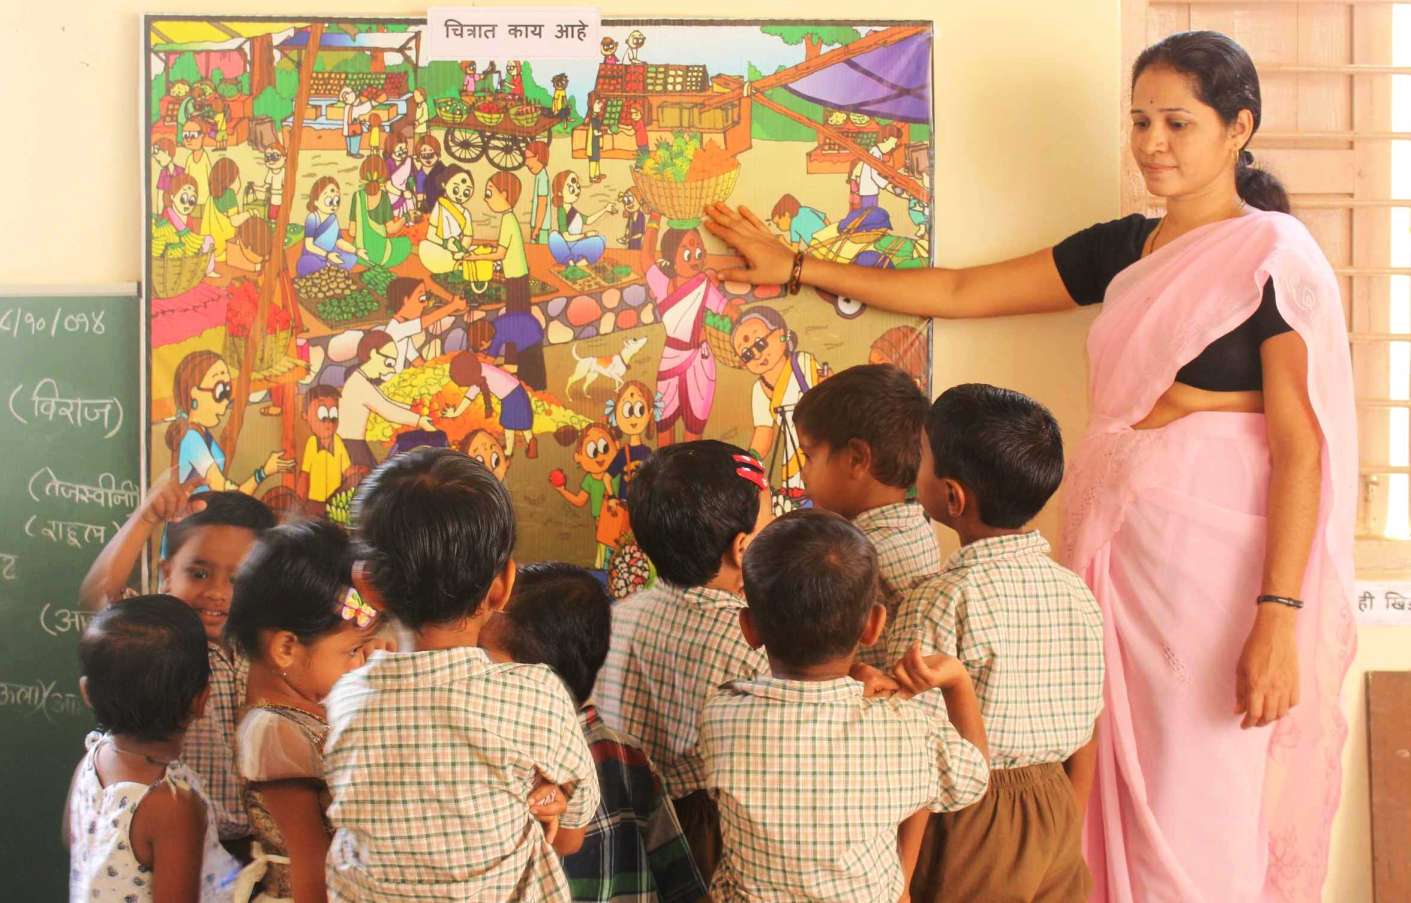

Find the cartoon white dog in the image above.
[{"left": 566, "top": 334, "right": 649, "bottom": 396}]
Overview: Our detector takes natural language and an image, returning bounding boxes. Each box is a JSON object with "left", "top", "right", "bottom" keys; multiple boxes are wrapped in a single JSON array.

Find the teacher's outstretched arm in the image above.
[{"left": 704, "top": 202, "right": 1077, "bottom": 320}]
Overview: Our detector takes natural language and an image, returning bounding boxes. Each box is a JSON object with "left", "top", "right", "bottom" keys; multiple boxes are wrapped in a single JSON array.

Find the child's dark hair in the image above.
[
  {"left": 925, "top": 383, "right": 1064, "bottom": 529},
  {"left": 741, "top": 510, "right": 878, "bottom": 669},
  {"left": 166, "top": 491, "right": 277, "bottom": 559},
  {"left": 225, "top": 519, "right": 357, "bottom": 659},
  {"left": 627, "top": 440, "right": 760, "bottom": 588},
  {"left": 353, "top": 447, "right": 516, "bottom": 630},
  {"left": 79, "top": 595, "right": 211, "bottom": 742},
  {"left": 500, "top": 562, "right": 610, "bottom": 704},
  {"left": 793, "top": 363, "right": 928, "bottom": 488}
]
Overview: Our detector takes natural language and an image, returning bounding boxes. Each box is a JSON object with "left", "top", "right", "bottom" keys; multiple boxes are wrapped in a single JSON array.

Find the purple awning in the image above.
[{"left": 780, "top": 31, "right": 931, "bottom": 123}]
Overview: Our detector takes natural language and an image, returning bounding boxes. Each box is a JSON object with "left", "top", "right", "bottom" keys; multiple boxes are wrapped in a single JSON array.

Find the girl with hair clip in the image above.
[
  {"left": 641, "top": 212, "right": 740, "bottom": 447},
  {"left": 443, "top": 351, "right": 538, "bottom": 460},
  {"left": 605, "top": 379, "right": 656, "bottom": 486},
  {"left": 350, "top": 155, "right": 411, "bottom": 268},
  {"left": 730, "top": 306, "right": 827, "bottom": 501},
  {"left": 549, "top": 423, "right": 627, "bottom": 570}
]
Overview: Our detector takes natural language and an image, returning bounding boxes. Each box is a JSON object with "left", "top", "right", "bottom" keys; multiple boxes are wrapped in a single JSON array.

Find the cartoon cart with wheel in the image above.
[
  {"left": 431, "top": 96, "right": 559, "bottom": 171},
  {"left": 805, "top": 212, "right": 931, "bottom": 318}
]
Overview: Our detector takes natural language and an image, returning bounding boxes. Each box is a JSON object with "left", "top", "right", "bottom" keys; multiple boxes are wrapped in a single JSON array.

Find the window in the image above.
[{"left": 1123, "top": 0, "right": 1411, "bottom": 576}]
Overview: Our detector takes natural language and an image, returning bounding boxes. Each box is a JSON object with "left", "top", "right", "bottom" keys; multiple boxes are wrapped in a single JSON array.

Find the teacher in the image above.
[{"left": 706, "top": 31, "right": 1355, "bottom": 903}]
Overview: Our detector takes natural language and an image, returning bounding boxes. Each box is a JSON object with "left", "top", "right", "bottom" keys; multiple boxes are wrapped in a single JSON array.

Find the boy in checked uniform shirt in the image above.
[
  {"left": 593, "top": 441, "right": 775, "bottom": 884},
  {"left": 698, "top": 509, "right": 990, "bottom": 903},
  {"left": 323, "top": 449, "right": 601, "bottom": 902},
  {"left": 792, "top": 363, "right": 940, "bottom": 667},
  {"left": 889, "top": 384, "right": 1104, "bottom": 902}
]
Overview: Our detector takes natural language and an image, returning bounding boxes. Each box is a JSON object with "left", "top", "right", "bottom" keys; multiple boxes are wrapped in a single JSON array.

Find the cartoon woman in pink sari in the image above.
[
  {"left": 707, "top": 31, "right": 1356, "bottom": 903},
  {"left": 641, "top": 214, "right": 736, "bottom": 446}
]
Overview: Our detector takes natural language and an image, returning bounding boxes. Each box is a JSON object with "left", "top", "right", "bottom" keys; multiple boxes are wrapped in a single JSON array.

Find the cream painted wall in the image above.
[{"left": 0, "top": 2, "right": 1398, "bottom": 899}]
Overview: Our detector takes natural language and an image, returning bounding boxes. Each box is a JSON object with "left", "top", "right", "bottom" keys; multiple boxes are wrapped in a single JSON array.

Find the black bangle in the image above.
[
  {"left": 1257, "top": 594, "right": 1304, "bottom": 610},
  {"left": 786, "top": 251, "right": 806, "bottom": 295}
]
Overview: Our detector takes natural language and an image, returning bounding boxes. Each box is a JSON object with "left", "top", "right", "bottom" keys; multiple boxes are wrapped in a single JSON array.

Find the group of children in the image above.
[{"left": 66, "top": 362, "right": 1104, "bottom": 903}]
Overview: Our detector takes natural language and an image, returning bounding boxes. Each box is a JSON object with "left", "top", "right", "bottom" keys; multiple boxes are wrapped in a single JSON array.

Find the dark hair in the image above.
[
  {"left": 424, "top": 164, "right": 471, "bottom": 215},
  {"left": 79, "top": 595, "right": 211, "bottom": 742},
  {"left": 627, "top": 440, "right": 761, "bottom": 588},
  {"left": 925, "top": 384, "right": 1063, "bottom": 529},
  {"left": 356, "top": 329, "right": 394, "bottom": 366},
  {"left": 770, "top": 193, "right": 801, "bottom": 220},
  {"left": 225, "top": 519, "right": 356, "bottom": 660},
  {"left": 352, "top": 447, "right": 516, "bottom": 630},
  {"left": 499, "top": 562, "right": 611, "bottom": 704},
  {"left": 489, "top": 171, "right": 522, "bottom": 208},
  {"left": 741, "top": 510, "right": 878, "bottom": 668},
  {"left": 656, "top": 227, "right": 701, "bottom": 279},
  {"left": 386, "top": 275, "right": 424, "bottom": 313},
  {"left": 165, "top": 491, "right": 276, "bottom": 560},
  {"left": 793, "top": 364, "right": 928, "bottom": 488},
  {"left": 448, "top": 352, "right": 494, "bottom": 418},
  {"left": 305, "top": 384, "right": 340, "bottom": 408},
  {"left": 1132, "top": 31, "right": 1288, "bottom": 214}
]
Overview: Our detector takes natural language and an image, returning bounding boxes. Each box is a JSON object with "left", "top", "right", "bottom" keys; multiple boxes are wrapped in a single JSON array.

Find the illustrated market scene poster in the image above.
[{"left": 144, "top": 15, "right": 934, "bottom": 594}]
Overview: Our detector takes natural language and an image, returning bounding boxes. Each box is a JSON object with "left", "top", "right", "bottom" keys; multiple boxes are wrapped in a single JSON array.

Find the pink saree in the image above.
[{"left": 1061, "top": 211, "right": 1357, "bottom": 903}]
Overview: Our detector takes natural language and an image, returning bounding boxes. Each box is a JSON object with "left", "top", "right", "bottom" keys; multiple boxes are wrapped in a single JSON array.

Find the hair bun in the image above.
[{"left": 1239, "top": 149, "right": 1255, "bottom": 167}]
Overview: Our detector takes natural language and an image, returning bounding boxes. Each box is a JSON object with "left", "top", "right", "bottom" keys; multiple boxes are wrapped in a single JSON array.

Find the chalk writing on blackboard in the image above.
[
  {"left": 38, "top": 604, "right": 94, "bottom": 638},
  {"left": 0, "top": 679, "right": 85, "bottom": 723},
  {"left": 0, "top": 305, "right": 106, "bottom": 340},
  {"left": 23, "top": 515, "right": 121, "bottom": 549},
  {"left": 6, "top": 379, "right": 124, "bottom": 438},
  {"left": 27, "top": 468, "right": 139, "bottom": 511},
  {"left": 0, "top": 553, "right": 15, "bottom": 582}
]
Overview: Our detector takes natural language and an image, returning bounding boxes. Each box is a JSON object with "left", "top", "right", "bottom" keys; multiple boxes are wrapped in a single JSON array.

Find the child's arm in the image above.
[
  {"left": 258, "top": 781, "right": 332, "bottom": 903},
  {"left": 1063, "top": 733, "right": 1098, "bottom": 820},
  {"left": 530, "top": 779, "right": 587, "bottom": 855},
  {"left": 130, "top": 782, "right": 207, "bottom": 903},
  {"left": 79, "top": 472, "right": 205, "bottom": 610},
  {"left": 892, "top": 644, "right": 989, "bottom": 760},
  {"left": 897, "top": 808, "right": 930, "bottom": 902}
]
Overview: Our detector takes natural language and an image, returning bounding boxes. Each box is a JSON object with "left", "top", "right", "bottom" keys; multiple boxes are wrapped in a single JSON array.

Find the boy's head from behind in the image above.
[
  {"left": 79, "top": 595, "right": 211, "bottom": 742},
  {"left": 740, "top": 509, "right": 882, "bottom": 673},
  {"left": 626, "top": 440, "right": 771, "bottom": 590},
  {"left": 353, "top": 447, "right": 516, "bottom": 632},
  {"left": 161, "top": 491, "right": 277, "bottom": 642},
  {"left": 793, "top": 363, "right": 929, "bottom": 518},
  {"left": 921, "top": 383, "right": 1064, "bottom": 532},
  {"left": 481, "top": 562, "right": 610, "bottom": 706}
]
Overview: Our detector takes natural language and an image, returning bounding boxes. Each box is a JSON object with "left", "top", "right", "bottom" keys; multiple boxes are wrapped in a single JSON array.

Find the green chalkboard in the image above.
[{"left": 0, "top": 290, "right": 141, "bottom": 898}]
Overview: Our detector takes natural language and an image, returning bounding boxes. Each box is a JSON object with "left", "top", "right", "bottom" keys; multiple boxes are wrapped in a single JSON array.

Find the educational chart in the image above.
[{"left": 144, "top": 16, "right": 934, "bottom": 589}]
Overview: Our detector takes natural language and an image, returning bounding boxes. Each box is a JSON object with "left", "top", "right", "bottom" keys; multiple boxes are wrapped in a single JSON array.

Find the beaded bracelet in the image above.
[
  {"left": 1257, "top": 594, "right": 1304, "bottom": 610},
  {"left": 786, "top": 251, "right": 806, "bottom": 295}
]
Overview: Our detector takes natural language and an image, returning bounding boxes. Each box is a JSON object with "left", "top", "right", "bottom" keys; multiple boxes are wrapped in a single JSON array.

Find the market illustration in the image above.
[{"left": 144, "top": 16, "right": 935, "bottom": 589}]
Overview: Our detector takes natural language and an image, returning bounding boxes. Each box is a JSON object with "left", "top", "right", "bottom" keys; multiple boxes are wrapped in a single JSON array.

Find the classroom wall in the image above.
[{"left": 0, "top": 2, "right": 1398, "bottom": 899}]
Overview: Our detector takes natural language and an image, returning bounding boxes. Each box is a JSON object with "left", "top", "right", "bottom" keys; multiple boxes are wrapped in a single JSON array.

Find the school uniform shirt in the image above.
[
  {"left": 300, "top": 435, "right": 351, "bottom": 504},
  {"left": 184, "top": 644, "right": 250, "bottom": 839},
  {"left": 853, "top": 502, "right": 941, "bottom": 669},
  {"left": 594, "top": 583, "right": 769, "bottom": 799},
  {"left": 563, "top": 704, "right": 708, "bottom": 903},
  {"left": 698, "top": 676, "right": 990, "bottom": 903},
  {"left": 323, "top": 646, "right": 601, "bottom": 902},
  {"left": 887, "top": 531, "right": 1105, "bottom": 768}
]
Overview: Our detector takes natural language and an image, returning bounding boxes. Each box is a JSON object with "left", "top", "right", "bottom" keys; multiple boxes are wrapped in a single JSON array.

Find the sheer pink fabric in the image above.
[{"left": 1061, "top": 211, "right": 1357, "bottom": 902}]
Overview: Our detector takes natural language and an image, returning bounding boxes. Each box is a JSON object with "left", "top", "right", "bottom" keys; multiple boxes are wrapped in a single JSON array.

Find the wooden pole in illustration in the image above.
[{"left": 224, "top": 21, "right": 323, "bottom": 463}]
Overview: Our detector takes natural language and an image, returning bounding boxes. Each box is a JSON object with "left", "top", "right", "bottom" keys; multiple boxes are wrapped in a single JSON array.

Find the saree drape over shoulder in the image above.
[{"left": 1061, "top": 211, "right": 1357, "bottom": 903}]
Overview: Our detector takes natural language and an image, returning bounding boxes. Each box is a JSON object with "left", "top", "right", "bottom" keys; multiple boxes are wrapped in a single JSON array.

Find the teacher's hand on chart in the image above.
[
  {"left": 138, "top": 471, "right": 207, "bottom": 527},
  {"left": 703, "top": 202, "right": 793, "bottom": 285},
  {"left": 1234, "top": 605, "right": 1300, "bottom": 729}
]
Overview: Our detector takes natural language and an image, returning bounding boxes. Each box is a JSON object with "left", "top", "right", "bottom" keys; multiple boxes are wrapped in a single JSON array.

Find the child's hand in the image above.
[
  {"left": 891, "top": 644, "right": 968, "bottom": 697},
  {"left": 138, "top": 472, "right": 207, "bottom": 526},
  {"left": 849, "top": 661, "right": 901, "bottom": 698},
  {"left": 528, "top": 778, "right": 567, "bottom": 844}
]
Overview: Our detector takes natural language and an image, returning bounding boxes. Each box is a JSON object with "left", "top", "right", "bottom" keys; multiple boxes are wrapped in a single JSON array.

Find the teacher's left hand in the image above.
[{"left": 1235, "top": 605, "right": 1300, "bottom": 729}]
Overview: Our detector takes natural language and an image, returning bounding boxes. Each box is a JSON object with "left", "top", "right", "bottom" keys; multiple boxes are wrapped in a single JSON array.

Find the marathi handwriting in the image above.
[
  {"left": 23, "top": 515, "right": 119, "bottom": 549},
  {"left": 0, "top": 305, "right": 106, "bottom": 340},
  {"left": 38, "top": 603, "right": 94, "bottom": 638},
  {"left": 0, "top": 553, "right": 15, "bottom": 582},
  {"left": 27, "top": 467, "right": 139, "bottom": 511},
  {"left": 0, "top": 678, "right": 85, "bottom": 723},
  {"left": 7, "top": 379, "right": 124, "bottom": 439}
]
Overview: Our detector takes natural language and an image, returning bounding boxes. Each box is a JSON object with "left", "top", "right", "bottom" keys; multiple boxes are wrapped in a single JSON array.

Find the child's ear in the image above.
[
  {"left": 485, "top": 558, "right": 518, "bottom": 614},
  {"left": 157, "top": 558, "right": 171, "bottom": 592},
  {"left": 943, "top": 478, "right": 967, "bottom": 520},
  {"left": 266, "top": 630, "right": 300, "bottom": 672},
  {"left": 738, "top": 609, "right": 764, "bottom": 650},
  {"left": 846, "top": 438, "right": 872, "bottom": 477},
  {"left": 78, "top": 676, "right": 91, "bottom": 709},
  {"left": 858, "top": 602, "right": 887, "bottom": 648},
  {"left": 351, "top": 561, "right": 388, "bottom": 613}
]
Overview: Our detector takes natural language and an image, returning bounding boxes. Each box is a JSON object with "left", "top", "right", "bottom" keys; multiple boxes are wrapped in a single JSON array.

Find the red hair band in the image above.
[{"left": 733, "top": 454, "right": 768, "bottom": 492}]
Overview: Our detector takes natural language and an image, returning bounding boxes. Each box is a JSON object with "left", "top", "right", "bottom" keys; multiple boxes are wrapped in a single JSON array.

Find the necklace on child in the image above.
[{"left": 107, "top": 737, "right": 174, "bottom": 768}]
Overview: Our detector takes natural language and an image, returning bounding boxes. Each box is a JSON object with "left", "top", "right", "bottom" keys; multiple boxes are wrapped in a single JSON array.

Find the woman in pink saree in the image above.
[{"left": 705, "top": 31, "right": 1356, "bottom": 903}]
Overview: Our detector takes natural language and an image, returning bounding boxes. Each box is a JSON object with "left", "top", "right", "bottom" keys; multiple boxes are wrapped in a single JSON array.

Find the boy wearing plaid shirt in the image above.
[
  {"left": 793, "top": 363, "right": 939, "bottom": 667},
  {"left": 699, "top": 509, "right": 990, "bottom": 903},
  {"left": 324, "top": 448, "right": 601, "bottom": 902},
  {"left": 481, "top": 562, "right": 708, "bottom": 903},
  {"left": 889, "top": 384, "right": 1104, "bottom": 902},
  {"left": 594, "top": 441, "right": 775, "bottom": 884}
]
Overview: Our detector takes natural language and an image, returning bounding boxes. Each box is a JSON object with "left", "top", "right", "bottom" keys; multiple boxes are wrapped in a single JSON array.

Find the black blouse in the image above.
[{"left": 1052, "top": 214, "right": 1292, "bottom": 392}]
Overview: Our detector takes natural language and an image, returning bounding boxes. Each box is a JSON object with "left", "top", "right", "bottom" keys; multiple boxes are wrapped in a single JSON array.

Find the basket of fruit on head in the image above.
[
  {"left": 473, "top": 100, "right": 504, "bottom": 126},
  {"left": 631, "top": 133, "right": 739, "bottom": 225}
]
